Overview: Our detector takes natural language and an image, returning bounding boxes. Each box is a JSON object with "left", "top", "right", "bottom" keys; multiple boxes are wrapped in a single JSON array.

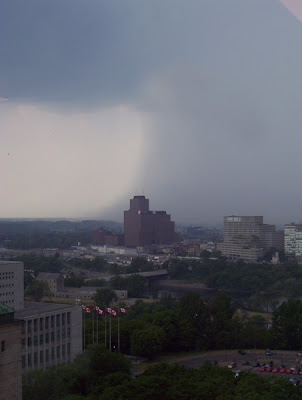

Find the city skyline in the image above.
[{"left": 2, "top": 1, "right": 302, "bottom": 225}]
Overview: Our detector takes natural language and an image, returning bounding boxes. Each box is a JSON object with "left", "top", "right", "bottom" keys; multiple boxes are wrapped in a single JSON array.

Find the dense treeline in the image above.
[
  {"left": 166, "top": 258, "right": 302, "bottom": 297},
  {"left": 23, "top": 346, "right": 301, "bottom": 400},
  {"left": 84, "top": 292, "right": 271, "bottom": 357},
  {"left": 3, "top": 231, "right": 92, "bottom": 249}
]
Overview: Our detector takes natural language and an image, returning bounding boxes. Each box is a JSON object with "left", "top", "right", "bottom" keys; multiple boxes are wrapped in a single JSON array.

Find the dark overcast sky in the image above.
[{"left": 1, "top": 0, "right": 302, "bottom": 225}]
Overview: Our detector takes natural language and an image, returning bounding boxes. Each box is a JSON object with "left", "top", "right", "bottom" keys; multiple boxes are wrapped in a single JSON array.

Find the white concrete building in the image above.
[{"left": 0, "top": 261, "right": 24, "bottom": 310}]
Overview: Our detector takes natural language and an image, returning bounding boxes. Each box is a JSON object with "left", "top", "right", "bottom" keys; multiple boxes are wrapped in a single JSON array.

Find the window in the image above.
[
  {"left": 40, "top": 334, "right": 43, "bottom": 345},
  {"left": 1, "top": 340, "right": 5, "bottom": 352},
  {"left": 62, "top": 328, "right": 65, "bottom": 338},
  {"left": 45, "top": 333, "right": 49, "bottom": 344},
  {"left": 22, "top": 355, "right": 26, "bottom": 369},
  {"left": 51, "top": 315, "right": 54, "bottom": 328},
  {"left": 56, "top": 345, "right": 60, "bottom": 358},
  {"left": 46, "top": 349, "right": 49, "bottom": 363},
  {"left": 67, "top": 343, "right": 71, "bottom": 356},
  {"left": 51, "top": 347, "right": 55, "bottom": 361},
  {"left": 67, "top": 328, "right": 70, "bottom": 337},
  {"left": 45, "top": 316, "right": 49, "bottom": 329},
  {"left": 67, "top": 312, "right": 71, "bottom": 325},
  {"left": 34, "top": 319, "right": 38, "bottom": 332},
  {"left": 56, "top": 314, "right": 60, "bottom": 327},
  {"left": 39, "top": 318, "right": 43, "bottom": 331},
  {"left": 28, "top": 354, "right": 32, "bottom": 367},
  {"left": 51, "top": 332, "right": 54, "bottom": 342},
  {"left": 22, "top": 338, "right": 25, "bottom": 349},
  {"left": 40, "top": 350, "right": 44, "bottom": 363},
  {"left": 34, "top": 336, "right": 38, "bottom": 346},
  {"left": 62, "top": 344, "right": 65, "bottom": 357},
  {"left": 28, "top": 337, "right": 32, "bottom": 347},
  {"left": 34, "top": 352, "right": 38, "bottom": 366}
]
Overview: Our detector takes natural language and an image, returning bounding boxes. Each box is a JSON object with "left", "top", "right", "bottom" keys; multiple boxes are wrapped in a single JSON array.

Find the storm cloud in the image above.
[{"left": 1, "top": 1, "right": 302, "bottom": 224}]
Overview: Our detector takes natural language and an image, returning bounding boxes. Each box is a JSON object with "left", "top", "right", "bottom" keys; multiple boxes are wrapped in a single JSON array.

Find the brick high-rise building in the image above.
[{"left": 124, "top": 196, "right": 177, "bottom": 248}]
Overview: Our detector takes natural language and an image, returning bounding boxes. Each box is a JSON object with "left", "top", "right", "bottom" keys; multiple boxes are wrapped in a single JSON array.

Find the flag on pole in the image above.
[
  {"left": 111, "top": 309, "right": 117, "bottom": 317},
  {"left": 81, "top": 304, "right": 86, "bottom": 310},
  {"left": 106, "top": 307, "right": 112, "bottom": 314},
  {"left": 85, "top": 307, "right": 91, "bottom": 313},
  {"left": 98, "top": 309, "right": 104, "bottom": 315},
  {"left": 94, "top": 305, "right": 99, "bottom": 311},
  {"left": 119, "top": 308, "right": 127, "bottom": 314}
]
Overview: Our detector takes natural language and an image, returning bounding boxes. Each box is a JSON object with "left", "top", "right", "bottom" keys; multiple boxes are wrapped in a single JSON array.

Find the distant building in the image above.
[
  {"left": 284, "top": 223, "right": 302, "bottom": 257},
  {"left": 36, "top": 272, "right": 64, "bottom": 295},
  {"left": 0, "top": 303, "right": 22, "bottom": 400},
  {"left": 0, "top": 261, "right": 24, "bottom": 311},
  {"left": 92, "top": 227, "right": 124, "bottom": 247},
  {"left": 217, "top": 216, "right": 284, "bottom": 262},
  {"left": 124, "top": 196, "right": 177, "bottom": 248}
]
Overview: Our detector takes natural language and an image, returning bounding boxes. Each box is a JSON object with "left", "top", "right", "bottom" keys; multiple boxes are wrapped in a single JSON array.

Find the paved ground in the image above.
[{"left": 175, "top": 349, "right": 302, "bottom": 375}]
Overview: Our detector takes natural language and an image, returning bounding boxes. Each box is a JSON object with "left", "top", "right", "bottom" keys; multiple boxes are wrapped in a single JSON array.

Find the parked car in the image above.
[
  {"left": 234, "top": 370, "right": 241, "bottom": 378},
  {"left": 286, "top": 368, "right": 295, "bottom": 374},
  {"left": 292, "top": 368, "right": 300, "bottom": 375},
  {"left": 210, "top": 360, "right": 218, "bottom": 366},
  {"left": 266, "top": 366, "right": 273, "bottom": 372},
  {"left": 272, "top": 367, "right": 280, "bottom": 373},
  {"left": 259, "top": 366, "right": 266, "bottom": 372},
  {"left": 242, "top": 361, "right": 250, "bottom": 366},
  {"left": 265, "top": 348, "right": 272, "bottom": 356},
  {"left": 228, "top": 361, "right": 236, "bottom": 369},
  {"left": 298, "top": 351, "right": 302, "bottom": 356},
  {"left": 252, "top": 362, "right": 260, "bottom": 368},
  {"left": 280, "top": 367, "right": 287, "bottom": 373}
]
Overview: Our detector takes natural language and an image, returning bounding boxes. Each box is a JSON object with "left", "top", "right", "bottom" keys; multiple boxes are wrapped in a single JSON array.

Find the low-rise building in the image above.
[
  {"left": 15, "top": 302, "right": 82, "bottom": 373},
  {"left": 0, "top": 303, "right": 22, "bottom": 400},
  {"left": 36, "top": 272, "right": 64, "bottom": 295}
]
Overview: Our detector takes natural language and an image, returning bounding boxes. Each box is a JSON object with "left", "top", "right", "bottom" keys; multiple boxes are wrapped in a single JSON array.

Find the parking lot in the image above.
[{"left": 177, "top": 349, "right": 302, "bottom": 376}]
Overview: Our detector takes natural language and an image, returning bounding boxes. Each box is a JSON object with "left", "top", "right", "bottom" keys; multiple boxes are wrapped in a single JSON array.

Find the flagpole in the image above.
[
  {"left": 83, "top": 309, "right": 86, "bottom": 354},
  {"left": 105, "top": 313, "right": 107, "bottom": 348},
  {"left": 118, "top": 309, "right": 120, "bottom": 351},
  {"left": 96, "top": 311, "right": 99, "bottom": 344},
  {"left": 92, "top": 308, "right": 95, "bottom": 344},
  {"left": 109, "top": 313, "right": 112, "bottom": 351}
]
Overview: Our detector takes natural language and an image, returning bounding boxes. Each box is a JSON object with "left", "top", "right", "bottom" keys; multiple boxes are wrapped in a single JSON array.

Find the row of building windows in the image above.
[
  {"left": 0, "top": 299, "right": 14, "bottom": 304},
  {"left": 22, "top": 313, "right": 71, "bottom": 334},
  {"left": 22, "top": 343, "right": 71, "bottom": 368},
  {"left": 22, "top": 328, "right": 71, "bottom": 348},
  {"left": 0, "top": 283, "right": 14, "bottom": 287},
  {"left": 0, "top": 291, "right": 14, "bottom": 296},
  {"left": 0, "top": 271, "right": 15, "bottom": 278}
]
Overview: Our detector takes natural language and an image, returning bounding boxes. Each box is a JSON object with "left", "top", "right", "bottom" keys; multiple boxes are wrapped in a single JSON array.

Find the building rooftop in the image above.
[
  {"left": 15, "top": 301, "right": 79, "bottom": 319},
  {"left": 36, "top": 272, "right": 61, "bottom": 280},
  {"left": 0, "top": 260, "right": 23, "bottom": 265},
  {"left": 0, "top": 302, "right": 14, "bottom": 315}
]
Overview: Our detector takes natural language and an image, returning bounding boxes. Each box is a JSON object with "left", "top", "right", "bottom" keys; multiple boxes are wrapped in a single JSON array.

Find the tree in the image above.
[
  {"left": 25, "top": 280, "right": 51, "bottom": 301},
  {"left": 130, "top": 325, "right": 166, "bottom": 358},
  {"left": 271, "top": 299, "right": 302, "bottom": 349},
  {"left": 93, "top": 288, "right": 117, "bottom": 307}
]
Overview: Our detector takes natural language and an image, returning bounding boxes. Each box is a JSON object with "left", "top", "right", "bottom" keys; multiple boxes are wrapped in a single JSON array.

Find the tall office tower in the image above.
[
  {"left": 217, "top": 216, "right": 284, "bottom": 262},
  {"left": 0, "top": 261, "right": 24, "bottom": 311},
  {"left": 284, "top": 223, "right": 302, "bottom": 257},
  {"left": 124, "top": 196, "right": 177, "bottom": 248}
]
